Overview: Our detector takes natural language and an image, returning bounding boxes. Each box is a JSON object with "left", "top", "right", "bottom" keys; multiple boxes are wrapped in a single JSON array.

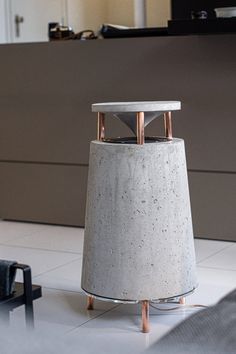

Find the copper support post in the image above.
[
  {"left": 141, "top": 300, "right": 150, "bottom": 333},
  {"left": 87, "top": 295, "right": 94, "bottom": 310},
  {"left": 136, "top": 112, "right": 145, "bottom": 145},
  {"left": 97, "top": 112, "right": 105, "bottom": 141},
  {"left": 179, "top": 297, "right": 186, "bottom": 305},
  {"left": 164, "top": 111, "right": 173, "bottom": 140}
]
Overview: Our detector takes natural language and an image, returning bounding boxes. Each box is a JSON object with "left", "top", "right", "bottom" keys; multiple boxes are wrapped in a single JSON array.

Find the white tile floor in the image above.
[{"left": 0, "top": 220, "right": 236, "bottom": 353}]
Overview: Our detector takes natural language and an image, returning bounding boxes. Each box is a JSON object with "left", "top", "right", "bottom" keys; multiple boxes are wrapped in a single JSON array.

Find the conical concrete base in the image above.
[{"left": 81, "top": 139, "right": 197, "bottom": 301}]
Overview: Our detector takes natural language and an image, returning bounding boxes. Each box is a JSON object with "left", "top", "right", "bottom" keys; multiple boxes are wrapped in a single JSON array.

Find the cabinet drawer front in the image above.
[
  {"left": 189, "top": 171, "right": 236, "bottom": 241},
  {"left": 0, "top": 162, "right": 88, "bottom": 226}
]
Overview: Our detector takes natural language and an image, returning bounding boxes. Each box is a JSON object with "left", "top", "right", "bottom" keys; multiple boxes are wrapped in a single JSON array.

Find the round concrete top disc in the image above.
[{"left": 92, "top": 101, "right": 181, "bottom": 113}]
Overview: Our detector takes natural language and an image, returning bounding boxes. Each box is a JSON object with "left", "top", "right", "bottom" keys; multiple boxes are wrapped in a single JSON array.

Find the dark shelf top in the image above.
[{"left": 168, "top": 17, "right": 236, "bottom": 35}]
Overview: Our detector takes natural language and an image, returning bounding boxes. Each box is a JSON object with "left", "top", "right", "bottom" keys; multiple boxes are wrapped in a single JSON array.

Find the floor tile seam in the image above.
[
  {"left": 0, "top": 225, "right": 84, "bottom": 242},
  {"left": 196, "top": 242, "right": 235, "bottom": 264},
  {"left": 197, "top": 265, "right": 236, "bottom": 272},
  {"left": 33, "top": 256, "right": 83, "bottom": 280},
  {"left": 8, "top": 231, "right": 85, "bottom": 241},
  {"left": 31, "top": 257, "right": 82, "bottom": 279},
  {"left": 38, "top": 285, "right": 84, "bottom": 294},
  {"left": 66, "top": 304, "right": 122, "bottom": 334},
  {"left": 3, "top": 238, "right": 232, "bottom": 259},
  {"left": 66, "top": 308, "right": 196, "bottom": 335},
  {"left": 194, "top": 239, "right": 234, "bottom": 248},
  {"left": 0, "top": 227, "right": 56, "bottom": 241},
  {"left": 0, "top": 242, "right": 83, "bottom": 256}
]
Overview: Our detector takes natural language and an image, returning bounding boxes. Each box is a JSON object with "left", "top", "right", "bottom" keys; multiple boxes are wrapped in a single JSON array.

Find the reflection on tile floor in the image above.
[{"left": 0, "top": 220, "right": 235, "bottom": 354}]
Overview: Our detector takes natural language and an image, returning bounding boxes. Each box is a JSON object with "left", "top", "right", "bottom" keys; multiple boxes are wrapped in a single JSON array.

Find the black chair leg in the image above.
[{"left": 14, "top": 264, "right": 34, "bottom": 329}]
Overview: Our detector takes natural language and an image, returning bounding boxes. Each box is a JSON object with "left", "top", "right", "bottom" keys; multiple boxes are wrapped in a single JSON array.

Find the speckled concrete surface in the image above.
[
  {"left": 92, "top": 101, "right": 181, "bottom": 112},
  {"left": 81, "top": 139, "right": 197, "bottom": 301}
]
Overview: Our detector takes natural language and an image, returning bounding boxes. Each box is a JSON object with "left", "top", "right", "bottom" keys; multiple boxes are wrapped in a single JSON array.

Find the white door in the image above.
[
  {"left": 0, "top": 0, "right": 7, "bottom": 43},
  {"left": 8, "top": 0, "right": 68, "bottom": 43}
]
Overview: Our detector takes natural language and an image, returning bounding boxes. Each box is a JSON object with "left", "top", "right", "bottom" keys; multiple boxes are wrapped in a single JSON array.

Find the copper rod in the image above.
[
  {"left": 136, "top": 112, "right": 145, "bottom": 145},
  {"left": 87, "top": 295, "right": 94, "bottom": 310},
  {"left": 97, "top": 112, "right": 105, "bottom": 141},
  {"left": 141, "top": 300, "right": 150, "bottom": 333},
  {"left": 164, "top": 111, "right": 173, "bottom": 140},
  {"left": 179, "top": 297, "right": 186, "bottom": 305}
]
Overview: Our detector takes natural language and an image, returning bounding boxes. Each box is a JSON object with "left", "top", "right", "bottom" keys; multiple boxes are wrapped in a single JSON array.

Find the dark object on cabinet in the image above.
[
  {"left": 171, "top": 0, "right": 236, "bottom": 20},
  {"left": 168, "top": 17, "right": 236, "bottom": 35},
  {"left": 100, "top": 24, "right": 168, "bottom": 38}
]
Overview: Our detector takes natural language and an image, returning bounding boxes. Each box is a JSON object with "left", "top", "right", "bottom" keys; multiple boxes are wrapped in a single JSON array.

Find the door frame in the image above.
[{"left": 3, "top": 0, "right": 68, "bottom": 43}]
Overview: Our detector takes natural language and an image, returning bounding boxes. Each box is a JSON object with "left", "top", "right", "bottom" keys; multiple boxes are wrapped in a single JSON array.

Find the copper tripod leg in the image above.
[
  {"left": 141, "top": 300, "right": 150, "bottom": 333},
  {"left": 97, "top": 112, "right": 105, "bottom": 141},
  {"left": 136, "top": 112, "right": 145, "bottom": 145},
  {"left": 87, "top": 295, "right": 94, "bottom": 310},
  {"left": 164, "top": 111, "right": 173, "bottom": 140},
  {"left": 179, "top": 297, "right": 186, "bottom": 305}
]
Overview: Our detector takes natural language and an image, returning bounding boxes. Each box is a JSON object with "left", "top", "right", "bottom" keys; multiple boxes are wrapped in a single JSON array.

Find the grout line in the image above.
[
  {"left": 38, "top": 286, "right": 84, "bottom": 294},
  {"left": 196, "top": 242, "right": 235, "bottom": 264},
  {"left": 0, "top": 227, "right": 54, "bottom": 243},
  {"left": 0, "top": 241, "right": 83, "bottom": 256},
  {"left": 66, "top": 304, "right": 122, "bottom": 334},
  {"left": 194, "top": 236, "right": 235, "bottom": 244},
  {"left": 65, "top": 303, "right": 193, "bottom": 336},
  {"left": 32, "top": 257, "right": 82, "bottom": 279},
  {"left": 197, "top": 265, "right": 236, "bottom": 272}
]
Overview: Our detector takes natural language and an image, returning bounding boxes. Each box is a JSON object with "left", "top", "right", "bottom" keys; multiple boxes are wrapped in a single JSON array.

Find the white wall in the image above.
[
  {"left": 68, "top": 0, "right": 171, "bottom": 32},
  {"left": 107, "top": 0, "right": 170, "bottom": 27},
  {"left": 67, "top": 0, "right": 107, "bottom": 33},
  {"left": 147, "top": 0, "right": 170, "bottom": 27},
  {"left": 0, "top": 0, "right": 7, "bottom": 43},
  {"left": 107, "top": 0, "right": 134, "bottom": 27}
]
